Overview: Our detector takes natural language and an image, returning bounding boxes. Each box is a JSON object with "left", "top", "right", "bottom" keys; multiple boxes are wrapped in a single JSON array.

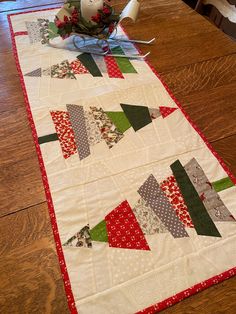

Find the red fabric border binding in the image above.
[
  {"left": 8, "top": 8, "right": 236, "bottom": 314},
  {"left": 7, "top": 8, "right": 78, "bottom": 314}
]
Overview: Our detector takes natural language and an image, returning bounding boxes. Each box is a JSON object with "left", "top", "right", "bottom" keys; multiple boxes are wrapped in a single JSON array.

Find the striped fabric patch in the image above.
[
  {"left": 111, "top": 46, "right": 137, "bottom": 73},
  {"left": 160, "top": 176, "right": 194, "bottom": 228},
  {"left": 50, "top": 111, "right": 78, "bottom": 159},
  {"left": 104, "top": 55, "right": 124, "bottom": 79},
  {"left": 170, "top": 160, "right": 221, "bottom": 237},
  {"left": 25, "top": 21, "right": 41, "bottom": 43},
  {"left": 212, "top": 177, "right": 235, "bottom": 192},
  {"left": 38, "top": 133, "right": 58, "bottom": 144},
  {"left": 77, "top": 53, "right": 102, "bottom": 77},
  {"left": 138, "top": 174, "right": 189, "bottom": 238},
  {"left": 184, "top": 158, "right": 235, "bottom": 222},
  {"left": 67, "top": 105, "right": 90, "bottom": 160}
]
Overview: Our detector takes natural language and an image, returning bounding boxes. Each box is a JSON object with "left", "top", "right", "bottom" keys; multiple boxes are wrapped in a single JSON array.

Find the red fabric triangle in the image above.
[
  {"left": 105, "top": 200, "right": 150, "bottom": 251},
  {"left": 159, "top": 106, "right": 177, "bottom": 118}
]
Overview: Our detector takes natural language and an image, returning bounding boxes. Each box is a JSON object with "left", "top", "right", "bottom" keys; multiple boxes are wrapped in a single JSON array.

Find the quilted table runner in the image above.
[{"left": 9, "top": 8, "right": 236, "bottom": 314}]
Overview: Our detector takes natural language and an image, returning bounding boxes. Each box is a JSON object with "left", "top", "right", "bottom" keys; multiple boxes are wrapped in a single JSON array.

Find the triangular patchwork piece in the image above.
[
  {"left": 148, "top": 108, "right": 161, "bottom": 120},
  {"left": 90, "top": 220, "right": 108, "bottom": 242},
  {"left": 77, "top": 53, "right": 102, "bottom": 77},
  {"left": 105, "top": 111, "right": 132, "bottom": 133},
  {"left": 120, "top": 104, "right": 152, "bottom": 132},
  {"left": 42, "top": 67, "right": 51, "bottom": 76},
  {"left": 105, "top": 200, "right": 150, "bottom": 251},
  {"left": 63, "top": 225, "right": 92, "bottom": 248},
  {"left": 25, "top": 68, "right": 42, "bottom": 77},
  {"left": 70, "top": 60, "right": 89, "bottom": 74},
  {"left": 159, "top": 106, "right": 178, "bottom": 118},
  {"left": 90, "top": 107, "right": 124, "bottom": 149},
  {"left": 51, "top": 60, "right": 76, "bottom": 79},
  {"left": 133, "top": 198, "right": 168, "bottom": 235}
]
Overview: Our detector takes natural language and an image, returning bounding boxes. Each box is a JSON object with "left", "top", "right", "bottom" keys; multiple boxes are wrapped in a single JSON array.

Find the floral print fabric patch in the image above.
[
  {"left": 51, "top": 60, "right": 76, "bottom": 79},
  {"left": 133, "top": 198, "right": 168, "bottom": 235},
  {"left": 25, "top": 21, "right": 42, "bottom": 43},
  {"left": 90, "top": 106, "right": 124, "bottom": 149},
  {"left": 63, "top": 225, "right": 92, "bottom": 248},
  {"left": 184, "top": 158, "right": 235, "bottom": 222},
  {"left": 84, "top": 110, "right": 103, "bottom": 146},
  {"left": 160, "top": 176, "right": 194, "bottom": 228},
  {"left": 138, "top": 174, "right": 189, "bottom": 238}
]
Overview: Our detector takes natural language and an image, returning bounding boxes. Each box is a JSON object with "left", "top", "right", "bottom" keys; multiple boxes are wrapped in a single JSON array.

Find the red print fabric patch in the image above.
[
  {"left": 70, "top": 60, "right": 89, "bottom": 75},
  {"left": 105, "top": 200, "right": 150, "bottom": 251},
  {"left": 160, "top": 175, "right": 194, "bottom": 228},
  {"left": 159, "top": 106, "right": 177, "bottom": 118},
  {"left": 104, "top": 55, "right": 124, "bottom": 79},
  {"left": 50, "top": 111, "right": 78, "bottom": 159}
]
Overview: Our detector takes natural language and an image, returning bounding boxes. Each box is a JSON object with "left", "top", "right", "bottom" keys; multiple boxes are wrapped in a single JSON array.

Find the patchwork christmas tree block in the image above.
[
  {"left": 63, "top": 161, "right": 235, "bottom": 251},
  {"left": 38, "top": 104, "right": 179, "bottom": 161}
]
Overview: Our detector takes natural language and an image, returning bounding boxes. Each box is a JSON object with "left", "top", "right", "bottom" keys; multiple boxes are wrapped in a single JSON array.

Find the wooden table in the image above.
[{"left": 0, "top": 0, "right": 236, "bottom": 313}]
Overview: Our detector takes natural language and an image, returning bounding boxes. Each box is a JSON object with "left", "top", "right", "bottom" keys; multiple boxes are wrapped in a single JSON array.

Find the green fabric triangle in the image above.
[
  {"left": 90, "top": 220, "right": 108, "bottom": 242},
  {"left": 120, "top": 104, "right": 152, "bottom": 132},
  {"left": 77, "top": 53, "right": 102, "bottom": 77},
  {"left": 105, "top": 111, "right": 131, "bottom": 133}
]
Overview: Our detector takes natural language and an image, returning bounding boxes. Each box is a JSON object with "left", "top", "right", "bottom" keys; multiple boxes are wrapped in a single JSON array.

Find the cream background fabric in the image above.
[{"left": 10, "top": 9, "right": 236, "bottom": 314}]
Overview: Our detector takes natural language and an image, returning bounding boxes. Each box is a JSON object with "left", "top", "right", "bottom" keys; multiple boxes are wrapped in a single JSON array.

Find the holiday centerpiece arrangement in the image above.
[{"left": 49, "top": 0, "right": 155, "bottom": 58}]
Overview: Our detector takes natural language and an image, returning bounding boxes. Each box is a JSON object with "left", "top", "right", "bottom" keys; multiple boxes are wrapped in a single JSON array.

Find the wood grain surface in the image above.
[{"left": 0, "top": 0, "right": 236, "bottom": 313}]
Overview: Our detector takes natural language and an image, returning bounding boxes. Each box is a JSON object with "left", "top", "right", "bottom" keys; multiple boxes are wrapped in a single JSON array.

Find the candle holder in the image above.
[{"left": 48, "top": 0, "right": 155, "bottom": 59}]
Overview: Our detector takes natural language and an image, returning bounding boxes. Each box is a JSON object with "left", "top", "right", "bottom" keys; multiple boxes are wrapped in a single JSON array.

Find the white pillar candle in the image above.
[{"left": 80, "top": 0, "right": 104, "bottom": 23}]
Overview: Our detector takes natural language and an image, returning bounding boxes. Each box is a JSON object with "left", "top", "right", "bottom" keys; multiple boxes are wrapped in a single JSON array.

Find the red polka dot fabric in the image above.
[
  {"left": 105, "top": 200, "right": 150, "bottom": 251},
  {"left": 104, "top": 55, "right": 124, "bottom": 79}
]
